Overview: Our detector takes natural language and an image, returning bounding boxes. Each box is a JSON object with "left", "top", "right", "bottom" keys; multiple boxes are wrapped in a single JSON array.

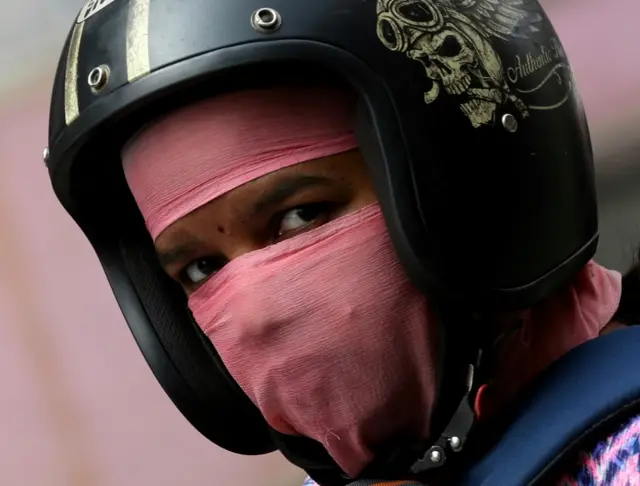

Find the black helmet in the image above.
[{"left": 46, "top": 0, "right": 597, "bottom": 481}]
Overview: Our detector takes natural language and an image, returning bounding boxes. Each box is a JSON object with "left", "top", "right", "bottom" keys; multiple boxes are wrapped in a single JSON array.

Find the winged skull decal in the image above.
[{"left": 376, "top": 0, "right": 544, "bottom": 127}]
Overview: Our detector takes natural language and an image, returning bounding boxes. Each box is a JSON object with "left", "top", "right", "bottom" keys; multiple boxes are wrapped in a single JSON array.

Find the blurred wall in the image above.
[
  {"left": 545, "top": 0, "right": 640, "bottom": 271},
  {"left": 596, "top": 160, "right": 640, "bottom": 271},
  {"left": 0, "top": 1, "right": 638, "bottom": 485}
]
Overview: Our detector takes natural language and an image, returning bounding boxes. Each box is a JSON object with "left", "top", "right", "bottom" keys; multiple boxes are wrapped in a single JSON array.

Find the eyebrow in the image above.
[
  {"left": 156, "top": 174, "right": 334, "bottom": 267},
  {"left": 252, "top": 174, "right": 334, "bottom": 215},
  {"left": 156, "top": 242, "right": 200, "bottom": 268}
]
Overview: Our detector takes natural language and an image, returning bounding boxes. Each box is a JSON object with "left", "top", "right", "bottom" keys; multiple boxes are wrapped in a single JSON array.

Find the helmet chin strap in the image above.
[{"left": 411, "top": 357, "right": 480, "bottom": 473}]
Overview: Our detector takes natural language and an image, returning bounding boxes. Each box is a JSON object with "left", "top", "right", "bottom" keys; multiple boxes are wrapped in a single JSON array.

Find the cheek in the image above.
[
  {"left": 347, "top": 182, "right": 378, "bottom": 213},
  {"left": 360, "top": 184, "right": 379, "bottom": 205},
  {"left": 223, "top": 239, "right": 266, "bottom": 262},
  {"left": 324, "top": 171, "right": 377, "bottom": 214},
  {"left": 331, "top": 159, "right": 378, "bottom": 209}
]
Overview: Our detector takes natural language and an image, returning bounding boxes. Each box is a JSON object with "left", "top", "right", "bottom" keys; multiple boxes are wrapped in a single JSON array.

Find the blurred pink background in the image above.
[{"left": 0, "top": 0, "right": 638, "bottom": 485}]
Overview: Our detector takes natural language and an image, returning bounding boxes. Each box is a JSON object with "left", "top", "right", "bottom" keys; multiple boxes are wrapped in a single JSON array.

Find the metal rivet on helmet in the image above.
[
  {"left": 501, "top": 113, "right": 518, "bottom": 133},
  {"left": 251, "top": 8, "right": 282, "bottom": 33},
  {"left": 87, "top": 65, "right": 111, "bottom": 93}
]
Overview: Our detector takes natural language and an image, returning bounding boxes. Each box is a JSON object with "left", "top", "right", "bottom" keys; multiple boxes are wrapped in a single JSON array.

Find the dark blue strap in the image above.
[{"left": 458, "top": 326, "right": 640, "bottom": 485}]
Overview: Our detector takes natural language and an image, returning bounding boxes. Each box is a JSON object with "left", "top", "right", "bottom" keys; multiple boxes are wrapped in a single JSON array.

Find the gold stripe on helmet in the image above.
[
  {"left": 64, "top": 22, "right": 85, "bottom": 125},
  {"left": 126, "top": 0, "right": 151, "bottom": 82}
]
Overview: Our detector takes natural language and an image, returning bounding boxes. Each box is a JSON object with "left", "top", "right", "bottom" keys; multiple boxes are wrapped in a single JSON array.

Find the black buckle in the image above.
[{"left": 411, "top": 360, "right": 478, "bottom": 473}]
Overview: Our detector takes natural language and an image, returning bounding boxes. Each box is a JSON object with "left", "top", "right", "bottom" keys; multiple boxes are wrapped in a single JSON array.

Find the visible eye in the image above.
[
  {"left": 276, "top": 203, "right": 332, "bottom": 239},
  {"left": 183, "top": 257, "right": 223, "bottom": 285}
]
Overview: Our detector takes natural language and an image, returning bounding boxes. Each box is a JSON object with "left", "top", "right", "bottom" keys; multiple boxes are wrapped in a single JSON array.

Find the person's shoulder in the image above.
[
  {"left": 557, "top": 413, "right": 640, "bottom": 485},
  {"left": 302, "top": 415, "right": 640, "bottom": 486}
]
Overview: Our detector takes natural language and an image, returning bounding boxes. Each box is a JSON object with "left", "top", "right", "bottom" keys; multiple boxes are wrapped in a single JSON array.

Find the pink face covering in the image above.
[
  {"left": 190, "top": 203, "right": 438, "bottom": 475},
  {"left": 122, "top": 86, "right": 623, "bottom": 478}
]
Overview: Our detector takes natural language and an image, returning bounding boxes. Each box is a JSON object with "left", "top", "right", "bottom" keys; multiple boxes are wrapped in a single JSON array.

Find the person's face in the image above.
[{"left": 154, "top": 149, "right": 377, "bottom": 294}]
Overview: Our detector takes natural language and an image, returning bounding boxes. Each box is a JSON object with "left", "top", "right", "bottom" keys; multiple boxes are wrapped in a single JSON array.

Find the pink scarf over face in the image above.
[
  {"left": 121, "top": 86, "right": 622, "bottom": 477},
  {"left": 122, "top": 87, "right": 358, "bottom": 240}
]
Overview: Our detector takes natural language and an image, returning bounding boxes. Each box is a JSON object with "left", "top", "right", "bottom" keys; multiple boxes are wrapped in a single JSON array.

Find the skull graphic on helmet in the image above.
[{"left": 376, "top": 0, "right": 532, "bottom": 127}]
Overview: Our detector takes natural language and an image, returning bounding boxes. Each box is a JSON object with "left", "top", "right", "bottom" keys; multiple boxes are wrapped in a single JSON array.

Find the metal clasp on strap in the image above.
[{"left": 411, "top": 363, "right": 477, "bottom": 473}]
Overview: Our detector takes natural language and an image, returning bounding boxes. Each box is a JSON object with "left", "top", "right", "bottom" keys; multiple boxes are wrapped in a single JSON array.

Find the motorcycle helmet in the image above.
[{"left": 45, "top": 0, "right": 597, "bottom": 482}]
